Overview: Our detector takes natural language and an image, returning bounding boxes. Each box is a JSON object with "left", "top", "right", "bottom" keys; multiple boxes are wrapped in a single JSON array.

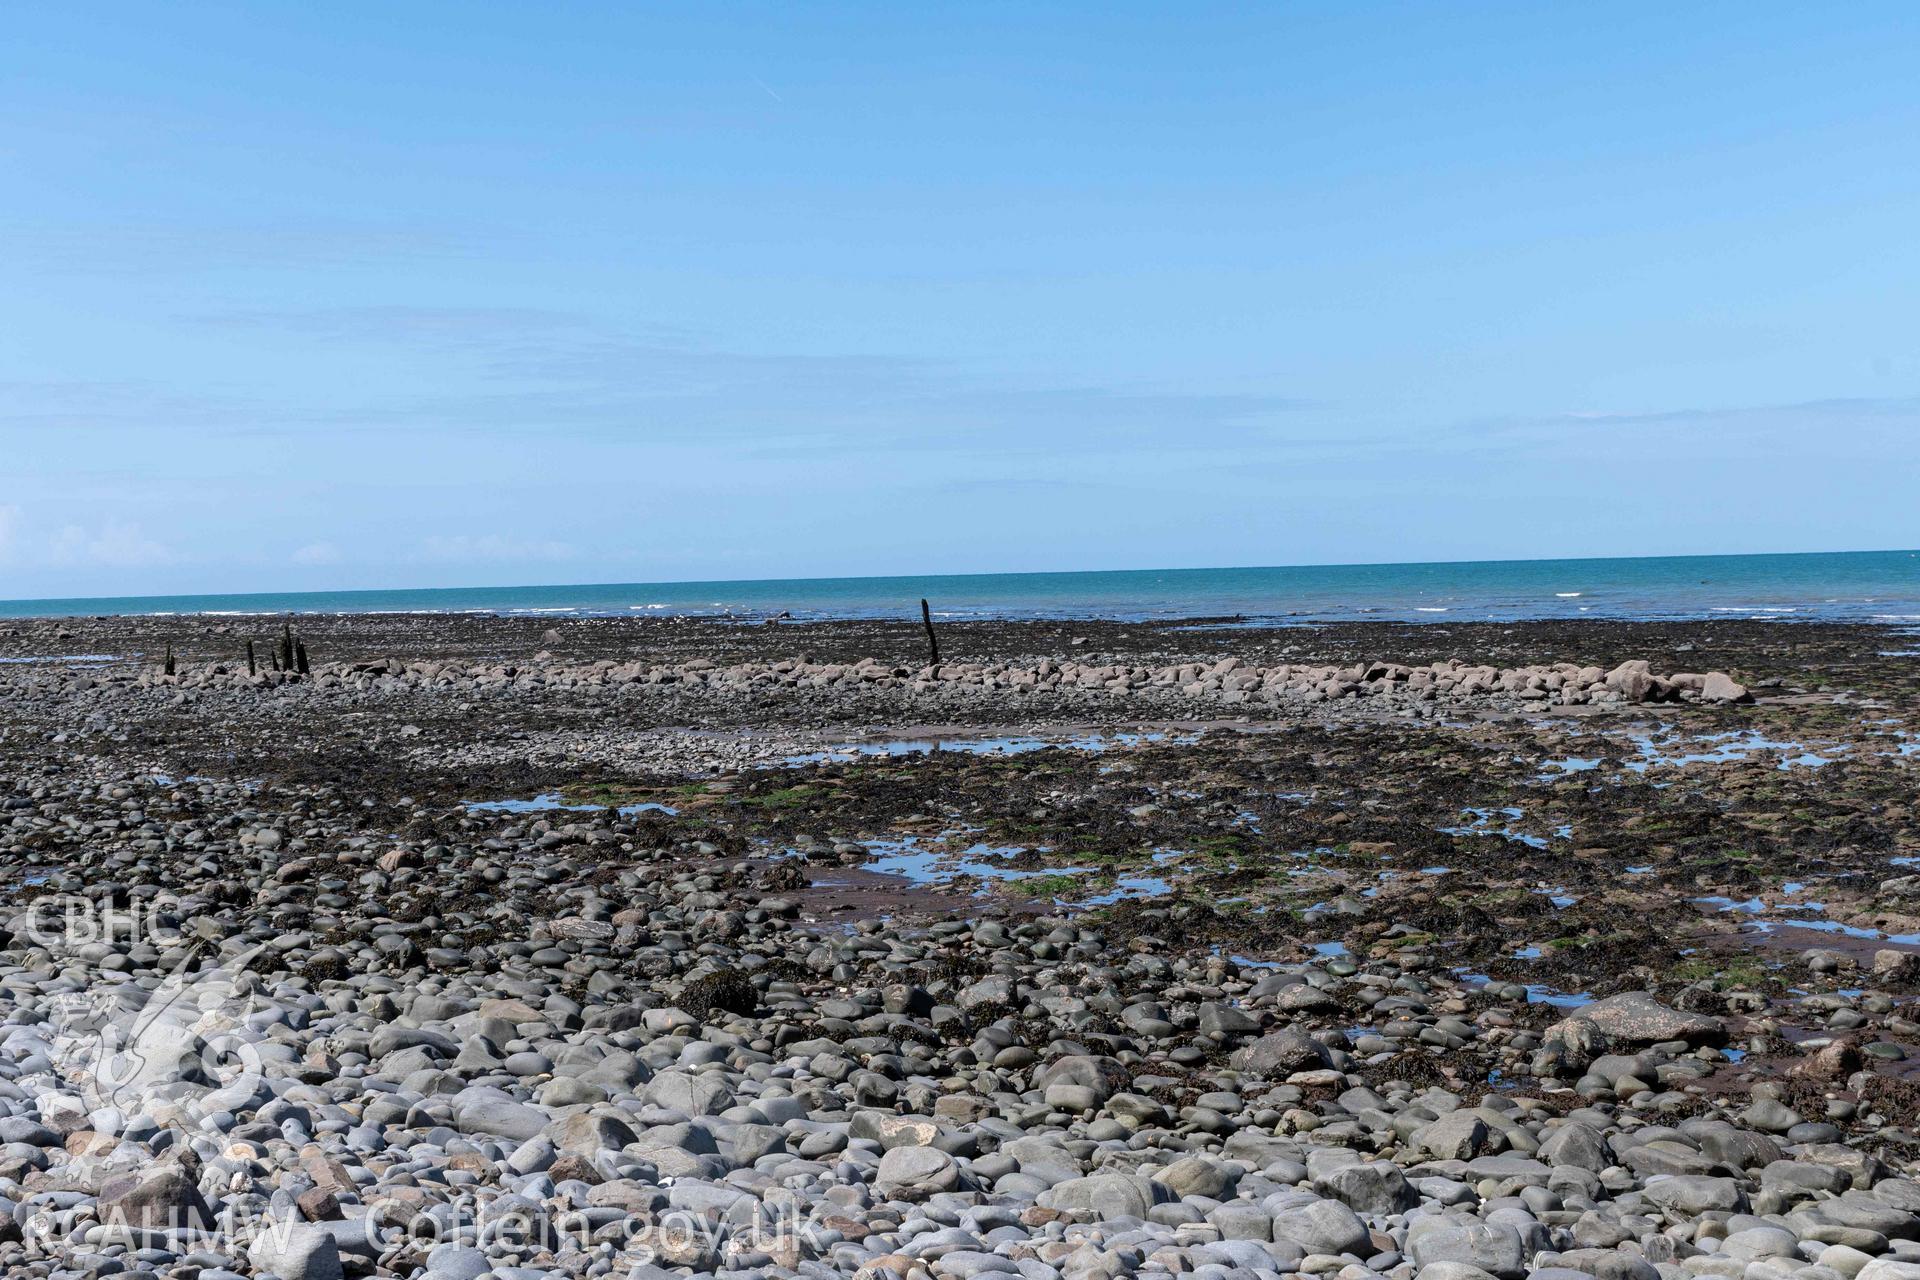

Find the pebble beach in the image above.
[{"left": 3, "top": 611, "right": 1920, "bottom": 1280}]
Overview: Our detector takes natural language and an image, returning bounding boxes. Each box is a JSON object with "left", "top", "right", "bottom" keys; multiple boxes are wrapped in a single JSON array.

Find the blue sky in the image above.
[{"left": 4, "top": 3, "right": 1918, "bottom": 597}]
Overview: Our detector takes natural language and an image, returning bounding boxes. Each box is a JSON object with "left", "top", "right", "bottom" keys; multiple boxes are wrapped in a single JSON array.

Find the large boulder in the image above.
[
  {"left": 1153, "top": 1155, "right": 1239, "bottom": 1201},
  {"left": 1039, "top": 1173, "right": 1160, "bottom": 1221},
  {"left": 1232, "top": 1029, "right": 1330, "bottom": 1077},
  {"left": 248, "top": 1222, "right": 345, "bottom": 1280},
  {"left": 1643, "top": 1174, "right": 1749, "bottom": 1215},
  {"left": 1539, "top": 1121, "right": 1610, "bottom": 1172},
  {"left": 1270, "top": 1196, "right": 1370, "bottom": 1255},
  {"left": 648, "top": 1069, "right": 735, "bottom": 1116},
  {"left": 1604, "top": 660, "right": 1655, "bottom": 702},
  {"left": 449, "top": 1086, "right": 547, "bottom": 1141},
  {"left": 98, "top": 1164, "right": 213, "bottom": 1231},
  {"left": 1415, "top": 1110, "right": 1491, "bottom": 1161},
  {"left": 849, "top": 1111, "right": 944, "bottom": 1149},
  {"left": 1407, "top": 1217, "right": 1528, "bottom": 1279},
  {"left": 1553, "top": 992, "right": 1725, "bottom": 1047},
  {"left": 1859, "top": 1263, "right": 1920, "bottom": 1280},
  {"left": 543, "top": 1111, "right": 639, "bottom": 1157},
  {"left": 1317, "top": 1161, "right": 1418, "bottom": 1214},
  {"left": 875, "top": 1146, "right": 960, "bottom": 1201},
  {"left": 1700, "top": 672, "right": 1752, "bottom": 703},
  {"left": 1030, "top": 1054, "right": 1132, "bottom": 1104}
]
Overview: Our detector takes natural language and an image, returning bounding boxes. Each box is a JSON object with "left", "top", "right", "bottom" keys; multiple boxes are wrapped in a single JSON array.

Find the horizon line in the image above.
[{"left": 1, "top": 545, "right": 1913, "bottom": 610}]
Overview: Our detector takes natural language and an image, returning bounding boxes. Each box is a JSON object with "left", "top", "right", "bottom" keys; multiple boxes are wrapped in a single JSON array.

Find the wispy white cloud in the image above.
[
  {"left": 180, "top": 305, "right": 1311, "bottom": 453},
  {"left": 0, "top": 507, "right": 177, "bottom": 570},
  {"left": 291, "top": 541, "right": 342, "bottom": 566},
  {"left": 13, "top": 221, "right": 488, "bottom": 277},
  {"left": 192, "top": 304, "right": 604, "bottom": 342},
  {"left": 1553, "top": 395, "right": 1920, "bottom": 425},
  {"left": 47, "top": 519, "right": 174, "bottom": 567},
  {"left": 0, "top": 378, "right": 258, "bottom": 432},
  {"left": 411, "top": 533, "right": 576, "bottom": 564}
]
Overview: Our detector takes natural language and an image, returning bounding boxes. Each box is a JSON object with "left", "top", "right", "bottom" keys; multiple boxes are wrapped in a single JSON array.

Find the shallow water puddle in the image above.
[
  {"left": 0, "top": 653, "right": 119, "bottom": 664},
  {"left": 853, "top": 835, "right": 1179, "bottom": 907},
  {"left": 1695, "top": 894, "right": 1920, "bottom": 944},
  {"left": 1696, "top": 895, "right": 1769, "bottom": 914},
  {"left": 1541, "top": 728, "right": 1852, "bottom": 777},
  {"left": 1629, "top": 730, "right": 1845, "bottom": 771},
  {"left": 1438, "top": 806, "right": 1552, "bottom": 849},
  {"left": 150, "top": 772, "right": 259, "bottom": 791},
  {"left": 465, "top": 792, "right": 677, "bottom": 817},
  {"left": 1072, "top": 874, "right": 1175, "bottom": 906},
  {"left": 1454, "top": 966, "right": 1595, "bottom": 1009},
  {"left": 781, "top": 729, "right": 1192, "bottom": 767},
  {"left": 1538, "top": 756, "right": 1602, "bottom": 777},
  {"left": 858, "top": 836, "right": 1060, "bottom": 887}
]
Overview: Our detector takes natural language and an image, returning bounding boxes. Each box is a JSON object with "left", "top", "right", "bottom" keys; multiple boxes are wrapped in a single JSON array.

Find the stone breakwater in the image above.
[{"left": 61, "top": 656, "right": 1751, "bottom": 708}]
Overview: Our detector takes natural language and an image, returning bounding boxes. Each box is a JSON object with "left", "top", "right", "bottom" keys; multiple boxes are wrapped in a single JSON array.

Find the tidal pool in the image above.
[{"left": 465, "top": 792, "right": 678, "bottom": 816}]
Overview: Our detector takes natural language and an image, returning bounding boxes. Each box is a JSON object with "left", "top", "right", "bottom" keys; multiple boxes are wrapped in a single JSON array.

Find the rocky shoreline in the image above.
[
  {"left": 2, "top": 614, "right": 1918, "bottom": 1280},
  {"left": 27, "top": 652, "right": 1756, "bottom": 710}
]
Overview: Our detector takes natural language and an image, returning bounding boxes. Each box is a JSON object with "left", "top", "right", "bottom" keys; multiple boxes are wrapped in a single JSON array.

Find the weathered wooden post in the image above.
[
  {"left": 246, "top": 640, "right": 257, "bottom": 676},
  {"left": 920, "top": 599, "right": 940, "bottom": 665},
  {"left": 295, "top": 640, "right": 310, "bottom": 675}
]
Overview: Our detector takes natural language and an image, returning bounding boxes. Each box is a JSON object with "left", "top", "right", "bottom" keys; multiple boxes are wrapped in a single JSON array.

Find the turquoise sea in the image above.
[{"left": 2, "top": 550, "right": 1916, "bottom": 624}]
